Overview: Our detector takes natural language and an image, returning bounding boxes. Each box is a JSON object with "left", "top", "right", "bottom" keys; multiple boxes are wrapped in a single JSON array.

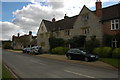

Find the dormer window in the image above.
[{"left": 111, "top": 19, "right": 119, "bottom": 30}]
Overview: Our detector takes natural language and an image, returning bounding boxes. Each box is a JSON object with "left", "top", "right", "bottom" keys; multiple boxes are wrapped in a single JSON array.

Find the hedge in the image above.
[
  {"left": 112, "top": 48, "right": 120, "bottom": 58},
  {"left": 51, "top": 47, "right": 69, "bottom": 55},
  {"left": 93, "top": 47, "right": 112, "bottom": 58}
]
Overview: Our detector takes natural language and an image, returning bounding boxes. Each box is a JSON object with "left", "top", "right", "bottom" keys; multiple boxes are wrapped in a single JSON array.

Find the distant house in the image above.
[
  {"left": 12, "top": 31, "right": 37, "bottom": 49},
  {"left": 37, "top": 0, "right": 120, "bottom": 52}
]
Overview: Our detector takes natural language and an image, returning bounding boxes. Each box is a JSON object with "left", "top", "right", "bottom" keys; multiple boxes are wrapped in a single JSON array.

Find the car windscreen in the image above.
[{"left": 80, "top": 50, "right": 87, "bottom": 54}]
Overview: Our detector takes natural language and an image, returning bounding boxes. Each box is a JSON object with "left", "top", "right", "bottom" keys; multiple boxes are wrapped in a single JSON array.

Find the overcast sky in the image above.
[{"left": 0, "top": 0, "right": 119, "bottom": 40}]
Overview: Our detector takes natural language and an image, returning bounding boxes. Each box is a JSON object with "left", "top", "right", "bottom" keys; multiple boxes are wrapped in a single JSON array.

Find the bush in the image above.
[
  {"left": 49, "top": 37, "right": 65, "bottom": 50},
  {"left": 93, "top": 47, "right": 112, "bottom": 58},
  {"left": 3, "top": 43, "right": 12, "bottom": 49},
  {"left": 68, "top": 35, "right": 86, "bottom": 48},
  {"left": 93, "top": 47, "right": 101, "bottom": 55},
  {"left": 102, "top": 47, "right": 112, "bottom": 58},
  {"left": 51, "top": 47, "right": 69, "bottom": 55},
  {"left": 85, "top": 36, "right": 100, "bottom": 53},
  {"left": 112, "top": 48, "right": 120, "bottom": 58}
]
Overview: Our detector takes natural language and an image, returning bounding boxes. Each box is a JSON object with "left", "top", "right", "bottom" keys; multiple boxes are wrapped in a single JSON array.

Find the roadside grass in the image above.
[
  {"left": 2, "top": 64, "right": 15, "bottom": 79},
  {"left": 12, "top": 49, "right": 22, "bottom": 51},
  {"left": 99, "top": 58, "right": 120, "bottom": 69}
]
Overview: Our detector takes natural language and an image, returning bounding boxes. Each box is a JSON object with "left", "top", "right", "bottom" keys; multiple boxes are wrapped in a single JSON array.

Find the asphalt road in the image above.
[{"left": 2, "top": 50, "right": 119, "bottom": 79}]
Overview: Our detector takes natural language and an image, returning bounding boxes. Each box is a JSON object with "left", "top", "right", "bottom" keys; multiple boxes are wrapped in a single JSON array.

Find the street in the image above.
[{"left": 2, "top": 50, "right": 119, "bottom": 79}]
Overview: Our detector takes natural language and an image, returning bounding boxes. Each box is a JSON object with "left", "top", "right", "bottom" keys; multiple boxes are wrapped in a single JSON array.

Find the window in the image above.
[
  {"left": 82, "top": 28, "right": 90, "bottom": 34},
  {"left": 82, "top": 14, "right": 89, "bottom": 21},
  {"left": 64, "top": 30, "right": 70, "bottom": 36},
  {"left": 111, "top": 19, "right": 119, "bottom": 30},
  {"left": 112, "top": 39, "right": 118, "bottom": 48}
]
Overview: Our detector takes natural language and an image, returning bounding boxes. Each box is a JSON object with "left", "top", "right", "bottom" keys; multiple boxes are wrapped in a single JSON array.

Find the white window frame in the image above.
[
  {"left": 112, "top": 39, "right": 118, "bottom": 48},
  {"left": 111, "top": 19, "right": 119, "bottom": 30}
]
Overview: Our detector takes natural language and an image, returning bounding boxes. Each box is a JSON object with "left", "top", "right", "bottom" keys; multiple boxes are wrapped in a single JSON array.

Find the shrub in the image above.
[
  {"left": 93, "top": 47, "right": 112, "bottom": 58},
  {"left": 112, "top": 48, "right": 120, "bottom": 58},
  {"left": 93, "top": 47, "right": 102, "bottom": 56},
  {"left": 102, "top": 47, "right": 112, "bottom": 58},
  {"left": 51, "top": 47, "right": 69, "bottom": 55},
  {"left": 49, "top": 37, "right": 65, "bottom": 50},
  {"left": 68, "top": 35, "right": 86, "bottom": 48},
  {"left": 85, "top": 36, "right": 100, "bottom": 53}
]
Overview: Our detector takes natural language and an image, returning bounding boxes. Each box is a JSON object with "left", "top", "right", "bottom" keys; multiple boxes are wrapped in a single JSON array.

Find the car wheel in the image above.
[
  {"left": 67, "top": 55, "right": 72, "bottom": 60},
  {"left": 84, "top": 57, "right": 89, "bottom": 62}
]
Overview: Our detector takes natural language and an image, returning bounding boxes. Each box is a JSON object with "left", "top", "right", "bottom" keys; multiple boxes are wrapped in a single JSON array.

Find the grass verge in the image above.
[
  {"left": 12, "top": 49, "right": 22, "bottom": 51},
  {"left": 2, "top": 64, "right": 15, "bottom": 79},
  {"left": 99, "top": 58, "right": 120, "bottom": 69}
]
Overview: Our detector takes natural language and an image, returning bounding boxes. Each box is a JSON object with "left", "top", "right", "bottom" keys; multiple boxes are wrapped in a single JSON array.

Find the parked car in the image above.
[
  {"left": 66, "top": 48, "right": 99, "bottom": 62},
  {"left": 22, "top": 47, "right": 32, "bottom": 53},
  {"left": 30, "top": 46, "right": 42, "bottom": 55}
]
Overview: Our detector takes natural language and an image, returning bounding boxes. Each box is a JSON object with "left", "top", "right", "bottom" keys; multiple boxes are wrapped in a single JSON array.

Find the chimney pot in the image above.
[
  {"left": 52, "top": 18, "right": 56, "bottom": 22},
  {"left": 29, "top": 31, "right": 32, "bottom": 35},
  {"left": 18, "top": 33, "right": 20, "bottom": 37}
]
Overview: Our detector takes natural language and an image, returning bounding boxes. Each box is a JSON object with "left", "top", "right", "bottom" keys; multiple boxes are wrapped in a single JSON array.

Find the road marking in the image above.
[
  {"left": 30, "top": 60, "right": 46, "bottom": 65},
  {"left": 64, "top": 70, "right": 95, "bottom": 78}
]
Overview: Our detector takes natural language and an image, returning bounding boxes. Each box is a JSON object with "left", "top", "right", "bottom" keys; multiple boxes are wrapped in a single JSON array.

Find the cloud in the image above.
[
  {"left": 1, "top": 0, "right": 119, "bottom": 40},
  {"left": 12, "top": 2, "right": 64, "bottom": 34},
  {"left": 0, "top": 21, "right": 22, "bottom": 40}
]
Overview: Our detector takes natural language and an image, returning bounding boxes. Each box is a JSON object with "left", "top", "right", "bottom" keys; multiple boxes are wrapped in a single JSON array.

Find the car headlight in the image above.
[{"left": 90, "top": 55, "right": 95, "bottom": 57}]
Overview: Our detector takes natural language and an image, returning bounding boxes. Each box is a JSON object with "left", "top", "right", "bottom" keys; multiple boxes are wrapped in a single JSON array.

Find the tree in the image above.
[
  {"left": 85, "top": 36, "right": 100, "bottom": 53},
  {"left": 68, "top": 35, "right": 86, "bottom": 48},
  {"left": 49, "top": 37, "right": 65, "bottom": 50}
]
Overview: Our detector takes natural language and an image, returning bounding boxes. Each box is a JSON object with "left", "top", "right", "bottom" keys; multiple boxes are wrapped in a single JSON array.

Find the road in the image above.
[{"left": 2, "top": 50, "right": 119, "bottom": 79}]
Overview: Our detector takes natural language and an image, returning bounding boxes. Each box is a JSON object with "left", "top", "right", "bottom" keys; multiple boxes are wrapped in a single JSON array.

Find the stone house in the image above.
[
  {"left": 12, "top": 31, "right": 37, "bottom": 49},
  {"left": 37, "top": 0, "right": 120, "bottom": 52}
]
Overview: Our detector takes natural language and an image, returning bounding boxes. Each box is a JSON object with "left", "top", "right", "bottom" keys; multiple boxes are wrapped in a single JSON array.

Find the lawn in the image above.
[
  {"left": 2, "top": 64, "right": 15, "bottom": 79},
  {"left": 99, "top": 58, "right": 120, "bottom": 69}
]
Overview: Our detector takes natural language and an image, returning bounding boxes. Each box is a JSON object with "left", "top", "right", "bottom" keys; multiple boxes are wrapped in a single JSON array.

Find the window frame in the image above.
[
  {"left": 64, "top": 30, "right": 70, "bottom": 36},
  {"left": 111, "top": 19, "right": 119, "bottom": 30},
  {"left": 111, "top": 38, "right": 118, "bottom": 48}
]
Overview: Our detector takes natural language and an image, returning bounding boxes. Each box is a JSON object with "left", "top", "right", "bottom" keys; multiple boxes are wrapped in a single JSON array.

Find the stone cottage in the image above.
[
  {"left": 12, "top": 31, "right": 37, "bottom": 49},
  {"left": 37, "top": 0, "right": 120, "bottom": 52}
]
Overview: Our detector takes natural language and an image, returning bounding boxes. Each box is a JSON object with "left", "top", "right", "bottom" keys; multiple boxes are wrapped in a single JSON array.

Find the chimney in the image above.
[
  {"left": 52, "top": 18, "right": 56, "bottom": 22},
  {"left": 17, "top": 33, "right": 20, "bottom": 37},
  {"left": 64, "top": 14, "right": 69, "bottom": 19},
  {"left": 29, "top": 31, "right": 32, "bottom": 35},
  {"left": 96, "top": 0, "right": 102, "bottom": 18}
]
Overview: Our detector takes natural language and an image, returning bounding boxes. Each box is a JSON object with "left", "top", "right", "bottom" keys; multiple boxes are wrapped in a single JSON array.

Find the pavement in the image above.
[{"left": 7, "top": 49, "right": 117, "bottom": 70}]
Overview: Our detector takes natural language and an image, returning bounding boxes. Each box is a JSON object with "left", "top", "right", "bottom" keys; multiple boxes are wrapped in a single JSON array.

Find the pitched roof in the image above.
[
  {"left": 101, "top": 3, "right": 120, "bottom": 21},
  {"left": 43, "top": 15, "right": 78, "bottom": 32}
]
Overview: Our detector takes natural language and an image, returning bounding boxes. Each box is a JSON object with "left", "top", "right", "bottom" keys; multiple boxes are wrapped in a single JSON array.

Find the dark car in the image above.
[
  {"left": 66, "top": 49, "right": 99, "bottom": 62},
  {"left": 22, "top": 47, "right": 31, "bottom": 53},
  {"left": 30, "top": 46, "right": 42, "bottom": 55}
]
